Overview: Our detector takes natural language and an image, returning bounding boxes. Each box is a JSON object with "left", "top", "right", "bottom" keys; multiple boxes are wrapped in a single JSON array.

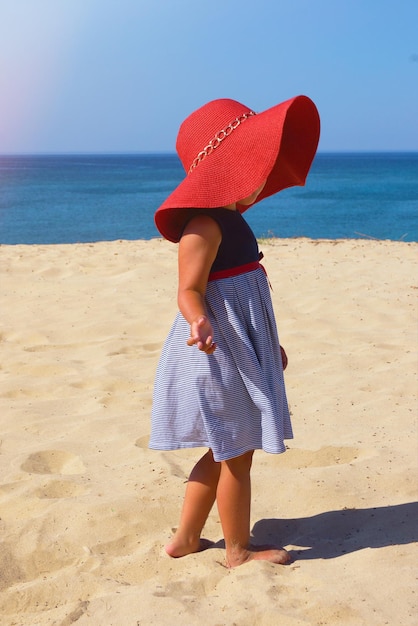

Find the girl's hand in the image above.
[
  {"left": 280, "top": 345, "right": 288, "bottom": 370},
  {"left": 187, "top": 315, "right": 217, "bottom": 354}
]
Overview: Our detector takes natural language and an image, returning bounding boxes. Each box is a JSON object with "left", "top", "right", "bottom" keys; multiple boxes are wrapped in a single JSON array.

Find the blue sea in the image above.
[{"left": 0, "top": 153, "right": 417, "bottom": 244}]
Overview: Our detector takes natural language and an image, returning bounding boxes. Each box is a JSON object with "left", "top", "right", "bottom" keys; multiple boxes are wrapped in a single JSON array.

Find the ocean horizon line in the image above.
[{"left": 1, "top": 150, "right": 418, "bottom": 158}]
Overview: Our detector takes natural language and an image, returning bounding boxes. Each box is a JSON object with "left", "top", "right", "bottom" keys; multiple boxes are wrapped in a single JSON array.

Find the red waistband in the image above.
[{"left": 208, "top": 260, "right": 262, "bottom": 282}]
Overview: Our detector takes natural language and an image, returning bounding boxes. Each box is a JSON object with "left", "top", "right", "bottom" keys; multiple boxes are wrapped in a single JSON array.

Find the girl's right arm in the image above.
[{"left": 178, "top": 215, "right": 221, "bottom": 353}]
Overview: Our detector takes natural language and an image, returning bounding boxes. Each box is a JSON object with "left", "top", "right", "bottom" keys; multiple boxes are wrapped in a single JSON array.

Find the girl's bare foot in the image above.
[
  {"left": 226, "top": 544, "right": 292, "bottom": 568},
  {"left": 165, "top": 533, "right": 213, "bottom": 558}
]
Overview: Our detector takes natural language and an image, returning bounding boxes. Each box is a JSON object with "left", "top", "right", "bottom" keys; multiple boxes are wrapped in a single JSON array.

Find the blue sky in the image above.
[{"left": 1, "top": 0, "right": 417, "bottom": 153}]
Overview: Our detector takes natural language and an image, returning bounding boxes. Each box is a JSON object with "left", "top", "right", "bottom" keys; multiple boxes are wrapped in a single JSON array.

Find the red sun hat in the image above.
[{"left": 155, "top": 95, "right": 320, "bottom": 242}]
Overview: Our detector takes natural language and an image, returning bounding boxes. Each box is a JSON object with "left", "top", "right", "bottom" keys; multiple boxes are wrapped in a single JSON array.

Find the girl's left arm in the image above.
[{"left": 178, "top": 215, "right": 221, "bottom": 353}]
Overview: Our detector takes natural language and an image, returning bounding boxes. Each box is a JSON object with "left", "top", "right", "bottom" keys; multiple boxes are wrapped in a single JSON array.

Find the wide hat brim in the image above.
[{"left": 155, "top": 95, "right": 320, "bottom": 242}]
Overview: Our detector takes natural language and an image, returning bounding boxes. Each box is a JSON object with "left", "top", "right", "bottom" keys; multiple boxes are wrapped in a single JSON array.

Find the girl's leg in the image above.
[
  {"left": 166, "top": 449, "right": 220, "bottom": 557},
  {"left": 216, "top": 451, "right": 291, "bottom": 567}
]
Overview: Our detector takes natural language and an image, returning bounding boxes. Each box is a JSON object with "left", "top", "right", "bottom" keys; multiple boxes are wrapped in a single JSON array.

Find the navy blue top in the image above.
[{"left": 183, "top": 208, "right": 259, "bottom": 273}]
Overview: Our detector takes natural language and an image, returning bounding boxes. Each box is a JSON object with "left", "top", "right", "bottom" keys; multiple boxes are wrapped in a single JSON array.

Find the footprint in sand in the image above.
[
  {"left": 135, "top": 435, "right": 150, "bottom": 449},
  {"left": 107, "top": 343, "right": 161, "bottom": 358},
  {"left": 280, "top": 445, "right": 367, "bottom": 469},
  {"left": 21, "top": 450, "right": 85, "bottom": 475},
  {"left": 35, "top": 479, "right": 87, "bottom": 499},
  {"left": 141, "top": 342, "right": 161, "bottom": 352}
]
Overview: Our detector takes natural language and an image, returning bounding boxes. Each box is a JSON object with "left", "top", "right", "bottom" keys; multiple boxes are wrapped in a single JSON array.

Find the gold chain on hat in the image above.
[{"left": 188, "top": 110, "right": 256, "bottom": 174}]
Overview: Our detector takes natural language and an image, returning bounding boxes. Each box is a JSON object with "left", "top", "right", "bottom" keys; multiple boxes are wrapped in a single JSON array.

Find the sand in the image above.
[{"left": 0, "top": 237, "right": 417, "bottom": 626}]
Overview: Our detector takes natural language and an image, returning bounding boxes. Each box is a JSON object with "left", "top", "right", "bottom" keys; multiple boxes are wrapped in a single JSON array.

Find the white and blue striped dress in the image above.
[{"left": 150, "top": 209, "right": 293, "bottom": 462}]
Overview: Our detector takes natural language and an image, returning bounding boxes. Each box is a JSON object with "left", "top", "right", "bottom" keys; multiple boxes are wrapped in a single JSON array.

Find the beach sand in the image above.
[{"left": 0, "top": 237, "right": 417, "bottom": 626}]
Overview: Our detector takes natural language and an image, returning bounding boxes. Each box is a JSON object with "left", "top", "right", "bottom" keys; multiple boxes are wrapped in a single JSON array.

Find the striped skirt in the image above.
[{"left": 149, "top": 267, "right": 293, "bottom": 462}]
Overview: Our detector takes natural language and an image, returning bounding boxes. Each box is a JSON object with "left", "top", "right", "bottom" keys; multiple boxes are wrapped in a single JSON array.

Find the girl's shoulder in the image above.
[{"left": 182, "top": 212, "right": 222, "bottom": 242}]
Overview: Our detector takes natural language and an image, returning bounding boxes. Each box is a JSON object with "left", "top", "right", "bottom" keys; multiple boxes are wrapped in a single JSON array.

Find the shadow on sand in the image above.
[{"left": 249, "top": 501, "right": 418, "bottom": 560}]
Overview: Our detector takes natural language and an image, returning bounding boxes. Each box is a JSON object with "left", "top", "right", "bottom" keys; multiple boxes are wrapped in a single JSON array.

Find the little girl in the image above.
[{"left": 150, "top": 95, "right": 320, "bottom": 567}]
